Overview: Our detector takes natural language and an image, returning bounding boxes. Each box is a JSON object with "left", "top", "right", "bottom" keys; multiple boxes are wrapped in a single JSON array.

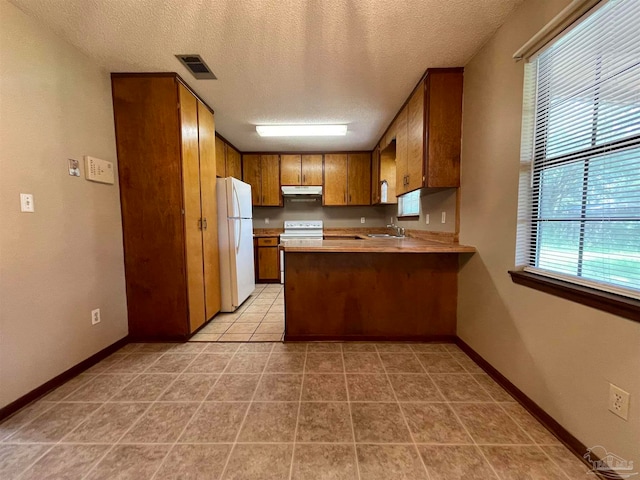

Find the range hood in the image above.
[{"left": 281, "top": 186, "right": 323, "bottom": 197}]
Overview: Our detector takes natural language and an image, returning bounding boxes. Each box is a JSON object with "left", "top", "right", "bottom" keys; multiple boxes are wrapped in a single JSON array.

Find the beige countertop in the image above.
[{"left": 279, "top": 237, "right": 475, "bottom": 253}]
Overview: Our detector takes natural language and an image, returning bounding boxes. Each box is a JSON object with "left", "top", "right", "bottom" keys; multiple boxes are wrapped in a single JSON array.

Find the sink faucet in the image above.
[{"left": 386, "top": 223, "right": 405, "bottom": 237}]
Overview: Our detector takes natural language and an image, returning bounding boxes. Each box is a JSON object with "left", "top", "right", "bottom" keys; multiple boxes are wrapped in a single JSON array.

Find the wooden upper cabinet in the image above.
[
  {"left": 323, "top": 154, "right": 348, "bottom": 206},
  {"left": 242, "top": 154, "right": 262, "bottom": 205},
  {"left": 395, "top": 107, "right": 409, "bottom": 195},
  {"left": 281, "top": 154, "right": 302, "bottom": 185},
  {"left": 371, "top": 147, "right": 381, "bottom": 205},
  {"left": 407, "top": 83, "right": 425, "bottom": 192},
  {"left": 425, "top": 70, "right": 463, "bottom": 187},
  {"left": 301, "top": 155, "right": 323, "bottom": 185},
  {"left": 261, "top": 155, "right": 281, "bottom": 206},
  {"left": 226, "top": 146, "right": 242, "bottom": 179},
  {"left": 347, "top": 153, "right": 371, "bottom": 205},
  {"left": 215, "top": 136, "right": 226, "bottom": 178}
]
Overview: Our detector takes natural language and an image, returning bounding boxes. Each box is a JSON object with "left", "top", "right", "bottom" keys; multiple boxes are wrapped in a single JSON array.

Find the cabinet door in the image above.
[
  {"left": 197, "top": 101, "right": 221, "bottom": 324},
  {"left": 242, "top": 154, "right": 262, "bottom": 205},
  {"left": 347, "top": 153, "right": 371, "bottom": 205},
  {"left": 178, "top": 84, "right": 206, "bottom": 332},
  {"left": 425, "top": 70, "right": 463, "bottom": 187},
  {"left": 323, "top": 154, "right": 348, "bottom": 205},
  {"left": 215, "top": 136, "right": 226, "bottom": 178},
  {"left": 257, "top": 246, "right": 280, "bottom": 281},
  {"left": 281, "top": 154, "right": 301, "bottom": 185},
  {"left": 301, "top": 154, "right": 323, "bottom": 185},
  {"left": 395, "top": 107, "right": 408, "bottom": 195},
  {"left": 261, "top": 155, "right": 281, "bottom": 206},
  {"left": 371, "top": 147, "right": 380, "bottom": 204},
  {"left": 407, "top": 83, "right": 424, "bottom": 192},
  {"left": 226, "top": 146, "right": 242, "bottom": 179}
]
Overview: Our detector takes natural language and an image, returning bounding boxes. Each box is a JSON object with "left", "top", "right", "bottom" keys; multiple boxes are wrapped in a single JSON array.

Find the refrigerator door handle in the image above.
[
  {"left": 233, "top": 183, "right": 242, "bottom": 219},
  {"left": 236, "top": 218, "right": 242, "bottom": 254}
]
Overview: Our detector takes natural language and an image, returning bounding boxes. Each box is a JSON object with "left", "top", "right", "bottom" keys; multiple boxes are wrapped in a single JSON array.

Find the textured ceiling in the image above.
[{"left": 9, "top": 0, "right": 523, "bottom": 152}]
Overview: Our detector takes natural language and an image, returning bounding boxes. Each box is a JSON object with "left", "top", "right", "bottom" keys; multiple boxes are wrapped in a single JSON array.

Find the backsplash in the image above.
[
  {"left": 387, "top": 188, "right": 457, "bottom": 233},
  {"left": 252, "top": 198, "right": 389, "bottom": 228}
]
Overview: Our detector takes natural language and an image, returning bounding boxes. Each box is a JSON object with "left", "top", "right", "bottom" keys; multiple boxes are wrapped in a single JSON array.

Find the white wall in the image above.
[
  {"left": 458, "top": 0, "right": 640, "bottom": 465},
  {"left": 0, "top": 0, "right": 128, "bottom": 409}
]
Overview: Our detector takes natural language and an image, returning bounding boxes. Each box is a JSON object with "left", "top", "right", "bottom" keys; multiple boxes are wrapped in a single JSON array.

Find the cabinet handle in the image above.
[
  {"left": 298, "top": 174, "right": 300, "bottom": 183},
  {"left": 303, "top": 174, "right": 305, "bottom": 183},
  {"left": 349, "top": 194, "right": 352, "bottom": 203},
  {"left": 262, "top": 195, "right": 265, "bottom": 204},
  {"left": 198, "top": 218, "right": 203, "bottom": 230},
  {"left": 344, "top": 192, "right": 347, "bottom": 203},
  {"left": 203, "top": 218, "right": 208, "bottom": 230}
]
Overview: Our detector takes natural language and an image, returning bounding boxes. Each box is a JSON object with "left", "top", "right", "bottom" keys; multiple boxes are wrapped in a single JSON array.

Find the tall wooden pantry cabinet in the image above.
[{"left": 111, "top": 73, "right": 221, "bottom": 340}]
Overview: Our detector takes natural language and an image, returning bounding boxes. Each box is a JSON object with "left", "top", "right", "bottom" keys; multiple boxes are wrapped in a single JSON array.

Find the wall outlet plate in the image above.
[
  {"left": 20, "top": 193, "right": 34, "bottom": 212},
  {"left": 361, "top": 217, "right": 366, "bottom": 224},
  {"left": 441, "top": 211, "right": 446, "bottom": 223},
  {"left": 425, "top": 214, "right": 430, "bottom": 224},
  {"left": 265, "top": 218, "right": 270, "bottom": 224},
  {"left": 85, "top": 156, "right": 115, "bottom": 184},
  {"left": 91, "top": 309, "right": 101, "bottom": 325},
  {"left": 608, "top": 383, "right": 630, "bottom": 420}
]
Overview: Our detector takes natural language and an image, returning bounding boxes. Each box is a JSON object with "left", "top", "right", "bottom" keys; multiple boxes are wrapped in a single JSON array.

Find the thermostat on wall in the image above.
[{"left": 84, "top": 156, "right": 115, "bottom": 184}]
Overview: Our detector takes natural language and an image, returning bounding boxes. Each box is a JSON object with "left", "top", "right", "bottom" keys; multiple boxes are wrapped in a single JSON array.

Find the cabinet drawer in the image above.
[{"left": 257, "top": 237, "right": 278, "bottom": 246}]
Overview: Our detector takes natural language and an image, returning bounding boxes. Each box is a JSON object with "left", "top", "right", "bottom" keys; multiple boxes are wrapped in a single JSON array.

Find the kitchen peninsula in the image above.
[{"left": 281, "top": 236, "right": 475, "bottom": 341}]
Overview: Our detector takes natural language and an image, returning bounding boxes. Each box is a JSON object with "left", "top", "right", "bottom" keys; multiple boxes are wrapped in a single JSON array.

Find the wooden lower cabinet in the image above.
[
  {"left": 254, "top": 237, "right": 280, "bottom": 283},
  {"left": 111, "top": 73, "right": 220, "bottom": 340}
]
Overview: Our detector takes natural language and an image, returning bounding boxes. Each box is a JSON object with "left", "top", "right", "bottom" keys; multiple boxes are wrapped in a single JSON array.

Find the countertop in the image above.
[{"left": 279, "top": 237, "right": 475, "bottom": 253}]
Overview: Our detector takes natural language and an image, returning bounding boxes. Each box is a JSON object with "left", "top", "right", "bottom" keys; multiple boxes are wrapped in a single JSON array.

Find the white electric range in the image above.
[{"left": 279, "top": 220, "right": 324, "bottom": 283}]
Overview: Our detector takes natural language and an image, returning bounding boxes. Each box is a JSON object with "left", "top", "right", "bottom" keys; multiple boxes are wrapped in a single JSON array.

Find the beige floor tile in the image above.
[
  {"left": 190, "top": 333, "right": 221, "bottom": 342},
  {"left": 41, "top": 374, "right": 96, "bottom": 402},
  {"left": 272, "top": 342, "right": 307, "bottom": 352},
  {"left": 379, "top": 353, "right": 425, "bottom": 373},
  {"left": 257, "top": 292, "right": 279, "bottom": 299},
  {"left": 450, "top": 352, "right": 485, "bottom": 374},
  {"left": 180, "top": 402, "right": 249, "bottom": 443},
  {"left": 342, "top": 342, "right": 377, "bottom": 352},
  {"left": 541, "top": 445, "right": 594, "bottom": 479},
  {"left": 271, "top": 298, "right": 285, "bottom": 305},
  {"left": 267, "top": 305, "right": 285, "bottom": 313},
  {"left": 375, "top": 343, "right": 413, "bottom": 353},
  {"left": 85, "top": 445, "right": 170, "bottom": 480},
  {"left": 237, "top": 343, "right": 275, "bottom": 353},
  {"left": 146, "top": 353, "right": 199, "bottom": 373},
  {"left": 265, "top": 352, "right": 305, "bottom": 373},
  {"left": 206, "top": 374, "right": 260, "bottom": 401},
  {"left": 262, "top": 313, "right": 284, "bottom": 322},
  {"left": 291, "top": 444, "right": 357, "bottom": 480},
  {"left": 254, "top": 374, "right": 302, "bottom": 401},
  {"left": 0, "top": 401, "right": 56, "bottom": 441},
  {"left": 430, "top": 374, "right": 492, "bottom": 402},
  {"left": 159, "top": 374, "right": 219, "bottom": 402},
  {"left": 452, "top": 403, "right": 532, "bottom": 444},
  {"left": 226, "top": 353, "right": 270, "bottom": 373},
  {"left": 410, "top": 343, "right": 450, "bottom": 353},
  {"left": 251, "top": 298, "right": 275, "bottom": 305},
  {"left": 244, "top": 304, "right": 271, "bottom": 314},
  {"left": 64, "top": 403, "right": 149, "bottom": 443},
  {"left": 343, "top": 352, "right": 385, "bottom": 373},
  {"left": 388, "top": 374, "right": 444, "bottom": 402},
  {"left": 221, "top": 444, "right": 293, "bottom": 480},
  {"left": 234, "top": 313, "right": 266, "bottom": 323},
  {"left": 302, "top": 374, "right": 348, "bottom": 401},
  {"left": 482, "top": 446, "right": 567, "bottom": 479},
  {"left": 200, "top": 322, "right": 230, "bottom": 333},
  {"left": 255, "top": 322, "right": 284, "bottom": 334},
  {"left": 307, "top": 343, "right": 342, "bottom": 352},
  {"left": 0, "top": 444, "right": 52, "bottom": 479},
  {"left": 20, "top": 444, "right": 109, "bottom": 480},
  {"left": 219, "top": 333, "right": 253, "bottom": 342},
  {"left": 154, "top": 444, "right": 232, "bottom": 480},
  {"left": 185, "top": 354, "right": 233, "bottom": 373},
  {"left": 204, "top": 343, "right": 240, "bottom": 353},
  {"left": 305, "top": 353, "right": 344, "bottom": 373},
  {"left": 401, "top": 403, "right": 473, "bottom": 444},
  {"left": 250, "top": 333, "right": 283, "bottom": 342},
  {"left": 9, "top": 403, "right": 101, "bottom": 443},
  {"left": 500, "top": 403, "right": 560, "bottom": 444},
  {"left": 473, "top": 374, "right": 515, "bottom": 402},
  {"left": 346, "top": 374, "right": 395, "bottom": 401},
  {"left": 418, "top": 445, "right": 498, "bottom": 480},
  {"left": 108, "top": 353, "right": 164, "bottom": 373},
  {"left": 122, "top": 403, "right": 199, "bottom": 443},
  {"left": 164, "top": 342, "right": 208, "bottom": 354},
  {"left": 212, "top": 313, "right": 239, "bottom": 324},
  {"left": 415, "top": 353, "right": 466, "bottom": 373},
  {"left": 226, "top": 323, "right": 260, "bottom": 334},
  {"left": 296, "top": 402, "right": 353, "bottom": 442},
  {"left": 350, "top": 403, "right": 412, "bottom": 443},
  {"left": 356, "top": 444, "right": 428, "bottom": 480},
  {"left": 238, "top": 402, "right": 298, "bottom": 442}
]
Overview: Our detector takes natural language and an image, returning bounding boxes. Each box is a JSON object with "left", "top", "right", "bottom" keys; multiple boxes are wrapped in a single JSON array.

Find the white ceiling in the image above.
[{"left": 9, "top": 0, "right": 523, "bottom": 152}]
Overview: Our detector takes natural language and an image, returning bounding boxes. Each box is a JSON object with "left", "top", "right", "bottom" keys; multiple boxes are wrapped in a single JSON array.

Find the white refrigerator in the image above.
[{"left": 217, "top": 178, "right": 256, "bottom": 312}]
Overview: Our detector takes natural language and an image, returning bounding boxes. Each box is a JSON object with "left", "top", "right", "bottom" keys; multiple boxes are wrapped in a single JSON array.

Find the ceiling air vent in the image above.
[{"left": 175, "top": 54, "right": 217, "bottom": 80}]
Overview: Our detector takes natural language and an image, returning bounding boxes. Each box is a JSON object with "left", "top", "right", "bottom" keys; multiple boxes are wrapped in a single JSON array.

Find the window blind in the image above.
[
  {"left": 516, "top": 0, "right": 640, "bottom": 299},
  {"left": 398, "top": 190, "right": 420, "bottom": 216}
]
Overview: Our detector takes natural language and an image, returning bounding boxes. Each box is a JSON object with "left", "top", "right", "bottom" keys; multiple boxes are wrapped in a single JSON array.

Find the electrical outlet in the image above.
[
  {"left": 91, "top": 309, "right": 101, "bottom": 326},
  {"left": 20, "top": 193, "right": 35, "bottom": 212},
  {"left": 425, "top": 214, "right": 430, "bottom": 225},
  {"left": 265, "top": 218, "right": 270, "bottom": 224},
  {"left": 361, "top": 217, "right": 366, "bottom": 224},
  {"left": 608, "top": 383, "right": 630, "bottom": 420},
  {"left": 441, "top": 211, "right": 446, "bottom": 223}
]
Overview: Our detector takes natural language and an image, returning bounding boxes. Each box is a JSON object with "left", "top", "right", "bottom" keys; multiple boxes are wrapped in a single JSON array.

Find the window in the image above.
[
  {"left": 398, "top": 190, "right": 420, "bottom": 217},
  {"left": 516, "top": 0, "right": 640, "bottom": 300}
]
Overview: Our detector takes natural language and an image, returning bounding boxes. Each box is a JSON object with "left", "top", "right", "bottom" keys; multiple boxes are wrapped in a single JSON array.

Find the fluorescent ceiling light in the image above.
[{"left": 256, "top": 125, "right": 347, "bottom": 137}]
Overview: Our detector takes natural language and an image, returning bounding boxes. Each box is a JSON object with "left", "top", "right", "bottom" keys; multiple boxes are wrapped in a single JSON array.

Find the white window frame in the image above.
[{"left": 398, "top": 190, "right": 420, "bottom": 217}]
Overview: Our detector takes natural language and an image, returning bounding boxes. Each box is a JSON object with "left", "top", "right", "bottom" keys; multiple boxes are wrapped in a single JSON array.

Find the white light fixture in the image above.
[{"left": 256, "top": 125, "right": 347, "bottom": 137}]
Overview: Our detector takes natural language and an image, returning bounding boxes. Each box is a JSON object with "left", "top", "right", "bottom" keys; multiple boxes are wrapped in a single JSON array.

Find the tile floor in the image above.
[
  {"left": 0, "top": 341, "right": 596, "bottom": 479},
  {"left": 191, "top": 284, "right": 284, "bottom": 342}
]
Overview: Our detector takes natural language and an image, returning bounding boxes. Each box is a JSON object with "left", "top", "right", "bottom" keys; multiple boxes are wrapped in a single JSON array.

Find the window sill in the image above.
[
  {"left": 508, "top": 270, "right": 640, "bottom": 323},
  {"left": 396, "top": 215, "right": 419, "bottom": 220}
]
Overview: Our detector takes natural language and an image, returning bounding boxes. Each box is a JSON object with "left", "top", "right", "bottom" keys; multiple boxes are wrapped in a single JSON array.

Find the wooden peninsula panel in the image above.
[{"left": 284, "top": 252, "right": 458, "bottom": 341}]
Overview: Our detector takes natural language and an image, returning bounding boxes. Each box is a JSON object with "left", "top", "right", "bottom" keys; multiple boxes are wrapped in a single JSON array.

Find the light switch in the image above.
[
  {"left": 265, "top": 218, "right": 270, "bottom": 224},
  {"left": 360, "top": 217, "right": 366, "bottom": 224},
  {"left": 20, "top": 193, "right": 34, "bottom": 212}
]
